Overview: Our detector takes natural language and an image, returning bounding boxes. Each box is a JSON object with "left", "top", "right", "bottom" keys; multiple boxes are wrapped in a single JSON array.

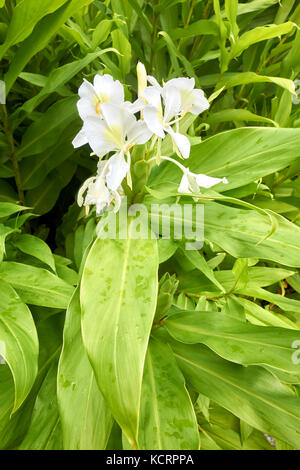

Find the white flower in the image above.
[
  {"left": 78, "top": 161, "right": 123, "bottom": 215},
  {"left": 79, "top": 102, "right": 152, "bottom": 159},
  {"left": 162, "top": 77, "right": 210, "bottom": 116},
  {"left": 104, "top": 152, "right": 129, "bottom": 191},
  {"left": 76, "top": 74, "right": 124, "bottom": 121},
  {"left": 178, "top": 169, "right": 228, "bottom": 194},
  {"left": 143, "top": 85, "right": 191, "bottom": 159},
  {"left": 142, "top": 76, "right": 209, "bottom": 159}
]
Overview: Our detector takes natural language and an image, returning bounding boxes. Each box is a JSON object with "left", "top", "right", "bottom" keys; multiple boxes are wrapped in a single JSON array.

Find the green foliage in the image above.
[{"left": 0, "top": 0, "right": 300, "bottom": 451}]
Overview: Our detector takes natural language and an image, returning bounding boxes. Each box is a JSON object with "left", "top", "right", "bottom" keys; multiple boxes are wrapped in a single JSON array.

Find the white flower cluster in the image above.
[{"left": 73, "top": 63, "right": 228, "bottom": 215}]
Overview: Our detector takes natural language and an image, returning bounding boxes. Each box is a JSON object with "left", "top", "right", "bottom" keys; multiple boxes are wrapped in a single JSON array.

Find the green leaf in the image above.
[
  {"left": 179, "top": 266, "right": 295, "bottom": 295},
  {"left": 206, "top": 109, "right": 278, "bottom": 127},
  {"left": 81, "top": 225, "right": 158, "bottom": 448},
  {"left": 181, "top": 249, "right": 226, "bottom": 293},
  {"left": 0, "top": 225, "right": 16, "bottom": 263},
  {"left": 92, "top": 19, "right": 113, "bottom": 48},
  {"left": 149, "top": 128, "right": 300, "bottom": 192},
  {"left": 0, "top": 202, "right": 28, "bottom": 218},
  {"left": 168, "top": 20, "right": 218, "bottom": 40},
  {"left": 231, "top": 22, "right": 296, "bottom": 58},
  {"left": 165, "top": 310, "right": 300, "bottom": 375},
  {"left": 0, "top": 262, "right": 74, "bottom": 308},
  {"left": 25, "top": 160, "right": 76, "bottom": 215},
  {"left": 19, "top": 362, "right": 62, "bottom": 450},
  {"left": 111, "top": 30, "right": 131, "bottom": 79},
  {"left": 13, "top": 234, "right": 56, "bottom": 272},
  {"left": 17, "top": 97, "right": 78, "bottom": 159},
  {"left": 0, "top": 279, "right": 38, "bottom": 412},
  {"left": 4, "top": 0, "right": 94, "bottom": 92},
  {"left": 219, "top": 72, "right": 296, "bottom": 95},
  {"left": 0, "top": 0, "right": 69, "bottom": 60},
  {"left": 147, "top": 199, "right": 300, "bottom": 267},
  {"left": 137, "top": 337, "right": 200, "bottom": 450},
  {"left": 21, "top": 49, "right": 117, "bottom": 114},
  {"left": 57, "top": 289, "right": 113, "bottom": 450},
  {"left": 169, "top": 340, "right": 300, "bottom": 448}
]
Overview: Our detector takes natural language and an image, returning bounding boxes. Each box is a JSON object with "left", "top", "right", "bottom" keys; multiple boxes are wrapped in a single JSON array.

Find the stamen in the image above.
[
  {"left": 95, "top": 101, "right": 103, "bottom": 118},
  {"left": 181, "top": 104, "right": 194, "bottom": 118}
]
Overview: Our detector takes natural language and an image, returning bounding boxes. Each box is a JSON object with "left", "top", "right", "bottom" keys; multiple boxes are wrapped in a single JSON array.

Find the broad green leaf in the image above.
[
  {"left": 206, "top": 109, "right": 278, "bottom": 127},
  {"left": 0, "top": 366, "right": 15, "bottom": 437},
  {"left": 81, "top": 225, "right": 158, "bottom": 448},
  {"left": 181, "top": 249, "right": 226, "bottom": 293},
  {"left": 237, "top": 0, "right": 279, "bottom": 16},
  {"left": 13, "top": 234, "right": 56, "bottom": 272},
  {"left": 169, "top": 339, "right": 300, "bottom": 448},
  {"left": 165, "top": 310, "right": 300, "bottom": 375},
  {"left": 19, "top": 362, "right": 62, "bottom": 450},
  {"left": 203, "top": 202, "right": 300, "bottom": 268},
  {"left": 225, "top": 0, "right": 239, "bottom": 38},
  {"left": 137, "top": 338, "right": 200, "bottom": 450},
  {"left": 0, "top": 202, "right": 28, "bottom": 218},
  {"left": 219, "top": 72, "right": 295, "bottom": 95},
  {"left": 236, "top": 286, "right": 300, "bottom": 317},
  {"left": 111, "top": 30, "right": 131, "bottom": 79},
  {"left": 19, "top": 123, "right": 76, "bottom": 190},
  {"left": 17, "top": 97, "right": 78, "bottom": 159},
  {"left": 147, "top": 199, "right": 300, "bottom": 267},
  {"left": 0, "top": 262, "right": 74, "bottom": 308},
  {"left": 0, "top": 225, "right": 16, "bottom": 263},
  {"left": 58, "top": 289, "right": 113, "bottom": 450},
  {"left": 0, "top": 0, "right": 69, "bottom": 60},
  {"left": 149, "top": 128, "right": 300, "bottom": 192},
  {"left": 231, "top": 22, "right": 296, "bottom": 58},
  {"left": 200, "top": 422, "right": 272, "bottom": 450},
  {"left": 179, "top": 267, "right": 295, "bottom": 295},
  {"left": 0, "top": 279, "right": 38, "bottom": 412},
  {"left": 4, "top": 0, "right": 94, "bottom": 92},
  {"left": 25, "top": 160, "right": 76, "bottom": 215},
  {"left": 236, "top": 297, "right": 298, "bottom": 330},
  {"left": 168, "top": 20, "right": 218, "bottom": 40},
  {"left": 92, "top": 19, "right": 114, "bottom": 48},
  {"left": 158, "top": 239, "right": 178, "bottom": 263}
]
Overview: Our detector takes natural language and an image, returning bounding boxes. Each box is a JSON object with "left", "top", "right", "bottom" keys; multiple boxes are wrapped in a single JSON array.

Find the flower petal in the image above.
[
  {"left": 78, "top": 79, "right": 95, "bottom": 99},
  {"left": 106, "top": 152, "right": 129, "bottom": 191},
  {"left": 82, "top": 116, "right": 117, "bottom": 157},
  {"left": 93, "top": 74, "right": 124, "bottom": 104},
  {"left": 143, "top": 86, "right": 162, "bottom": 108},
  {"left": 190, "top": 89, "right": 210, "bottom": 115},
  {"left": 77, "top": 97, "right": 98, "bottom": 121},
  {"left": 163, "top": 86, "right": 181, "bottom": 122},
  {"left": 147, "top": 75, "right": 162, "bottom": 90},
  {"left": 72, "top": 128, "right": 88, "bottom": 148},
  {"left": 126, "top": 119, "right": 153, "bottom": 146},
  {"left": 164, "top": 77, "right": 195, "bottom": 94},
  {"left": 178, "top": 173, "right": 191, "bottom": 193},
  {"left": 167, "top": 127, "right": 190, "bottom": 159},
  {"left": 143, "top": 105, "right": 165, "bottom": 138},
  {"left": 194, "top": 173, "right": 227, "bottom": 188}
]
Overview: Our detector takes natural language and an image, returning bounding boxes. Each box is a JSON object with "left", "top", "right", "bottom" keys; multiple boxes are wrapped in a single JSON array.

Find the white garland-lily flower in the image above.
[
  {"left": 142, "top": 75, "right": 209, "bottom": 159},
  {"left": 78, "top": 161, "right": 123, "bottom": 215}
]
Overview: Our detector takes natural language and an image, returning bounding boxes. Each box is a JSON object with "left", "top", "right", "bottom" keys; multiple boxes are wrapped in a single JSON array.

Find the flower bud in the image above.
[{"left": 137, "top": 61, "right": 147, "bottom": 98}]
